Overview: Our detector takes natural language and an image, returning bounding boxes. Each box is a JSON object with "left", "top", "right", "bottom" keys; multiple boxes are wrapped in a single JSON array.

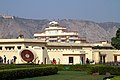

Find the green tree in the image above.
[{"left": 111, "top": 28, "right": 120, "bottom": 49}]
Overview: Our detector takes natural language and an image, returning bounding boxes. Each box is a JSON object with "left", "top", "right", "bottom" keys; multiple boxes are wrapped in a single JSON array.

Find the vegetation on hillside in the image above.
[{"left": 111, "top": 28, "right": 120, "bottom": 49}]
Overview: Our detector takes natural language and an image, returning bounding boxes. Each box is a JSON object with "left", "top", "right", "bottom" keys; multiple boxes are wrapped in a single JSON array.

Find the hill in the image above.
[{"left": 0, "top": 16, "right": 119, "bottom": 42}]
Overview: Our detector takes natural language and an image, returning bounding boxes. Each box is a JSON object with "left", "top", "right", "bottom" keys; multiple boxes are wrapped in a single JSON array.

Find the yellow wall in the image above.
[{"left": 0, "top": 39, "right": 120, "bottom": 64}]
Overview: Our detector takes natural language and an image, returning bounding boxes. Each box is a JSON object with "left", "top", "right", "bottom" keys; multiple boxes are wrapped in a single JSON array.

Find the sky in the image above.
[{"left": 0, "top": 0, "right": 120, "bottom": 22}]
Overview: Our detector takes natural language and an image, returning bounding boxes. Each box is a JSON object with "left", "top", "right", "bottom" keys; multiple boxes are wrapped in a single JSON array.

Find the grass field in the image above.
[
  {"left": 111, "top": 76, "right": 120, "bottom": 80},
  {"left": 18, "top": 71, "right": 106, "bottom": 80}
]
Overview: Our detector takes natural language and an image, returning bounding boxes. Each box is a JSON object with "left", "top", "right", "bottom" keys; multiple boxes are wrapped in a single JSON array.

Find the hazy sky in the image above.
[{"left": 0, "top": 0, "right": 120, "bottom": 22}]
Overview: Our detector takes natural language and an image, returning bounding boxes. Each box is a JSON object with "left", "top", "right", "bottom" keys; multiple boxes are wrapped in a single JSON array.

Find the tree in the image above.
[{"left": 111, "top": 28, "right": 120, "bottom": 49}]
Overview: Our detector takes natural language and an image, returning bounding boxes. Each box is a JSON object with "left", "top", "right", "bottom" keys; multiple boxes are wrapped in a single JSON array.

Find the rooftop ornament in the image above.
[{"left": 49, "top": 21, "right": 59, "bottom": 27}]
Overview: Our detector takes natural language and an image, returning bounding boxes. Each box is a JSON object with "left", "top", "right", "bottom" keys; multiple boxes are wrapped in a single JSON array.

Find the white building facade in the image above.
[
  {"left": 0, "top": 21, "right": 120, "bottom": 65},
  {"left": 0, "top": 39, "right": 120, "bottom": 64},
  {"left": 34, "top": 21, "right": 86, "bottom": 43}
]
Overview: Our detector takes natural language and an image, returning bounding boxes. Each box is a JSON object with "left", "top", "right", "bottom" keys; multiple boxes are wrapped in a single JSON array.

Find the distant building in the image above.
[{"left": 2, "top": 15, "right": 14, "bottom": 19}]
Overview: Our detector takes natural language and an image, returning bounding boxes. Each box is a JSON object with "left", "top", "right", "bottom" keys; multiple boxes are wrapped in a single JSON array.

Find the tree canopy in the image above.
[{"left": 111, "top": 28, "right": 120, "bottom": 49}]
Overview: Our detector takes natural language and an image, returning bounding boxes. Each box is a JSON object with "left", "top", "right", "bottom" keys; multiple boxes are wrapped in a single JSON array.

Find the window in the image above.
[
  {"left": 100, "top": 55, "right": 102, "bottom": 63},
  {"left": 61, "top": 36, "right": 66, "bottom": 38},
  {"left": 61, "top": 40, "right": 65, "bottom": 42},
  {"left": 114, "top": 56, "right": 117, "bottom": 62},
  {"left": 99, "top": 55, "right": 106, "bottom": 63},
  {"left": 42, "top": 47, "right": 45, "bottom": 49},
  {"left": 0, "top": 47, "right": 2, "bottom": 50},
  {"left": 17, "top": 46, "right": 21, "bottom": 49},
  {"left": 81, "top": 57, "right": 84, "bottom": 64},
  {"left": 70, "top": 36, "right": 74, "bottom": 37},
  {"left": 69, "top": 40, "right": 75, "bottom": 43},
  {"left": 5, "top": 46, "right": 14, "bottom": 50},
  {"left": 49, "top": 40, "right": 57, "bottom": 42},
  {"left": 49, "top": 30, "right": 57, "bottom": 34},
  {"left": 50, "top": 36, "right": 57, "bottom": 38},
  {"left": 26, "top": 46, "right": 28, "bottom": 48},
  {"left": 103, "top": 56, "right": 106, "bottom": 63},
  {"left": 69, "top": 57, "right": 73, "bottom": 63}
]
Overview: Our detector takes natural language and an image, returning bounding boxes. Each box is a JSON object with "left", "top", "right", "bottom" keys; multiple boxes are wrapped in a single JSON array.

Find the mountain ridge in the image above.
[{"left": 0, "top": 16, "right": 119, "bottom": 42}]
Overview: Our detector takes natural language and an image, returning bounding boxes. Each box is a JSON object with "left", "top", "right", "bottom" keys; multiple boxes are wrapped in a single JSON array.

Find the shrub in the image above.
[
  {"left": 0, "top": 66, "right": 58, "bottom": 80},
  {"left": 111, "top": 76, "right": 120, "bottom": 80},
  {"left": 87, "top": 65, "right": 120, "bottom": 75},
  {"left": 0, "top": 64, "right": 56, "bottom": 70},
  {"left": 0, "top": 64, "right": 91, "bottom": 71},
  {"left": 56, "top": 64, "right": 90, "bottom": 71},
  {"left": 0, "top": 64, "right": 40, "bottom": 70}
]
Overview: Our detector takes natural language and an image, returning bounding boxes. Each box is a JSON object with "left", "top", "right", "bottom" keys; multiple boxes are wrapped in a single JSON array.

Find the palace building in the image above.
[
  {"left": 0, "top": 21, "right": 120, "bottom": 64},
  {"left": 34, "top": 21, "right": 86, "bottom": 43}
]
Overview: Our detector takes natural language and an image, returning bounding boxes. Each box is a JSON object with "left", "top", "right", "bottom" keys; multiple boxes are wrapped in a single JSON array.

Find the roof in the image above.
[
  {"left": 46, "top": 42, "right": 112, "bottom": 47},
  {"left": 0, "top": 39, "right": 46, "bottom": 44},
  {"left": 0, "top": 38, "right": 112, "bottom": 48}
]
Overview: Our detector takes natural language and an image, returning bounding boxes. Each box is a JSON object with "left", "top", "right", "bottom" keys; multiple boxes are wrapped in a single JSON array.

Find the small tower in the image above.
[{"left": 49, "top": 21, "right": 59, "bottom": 27}]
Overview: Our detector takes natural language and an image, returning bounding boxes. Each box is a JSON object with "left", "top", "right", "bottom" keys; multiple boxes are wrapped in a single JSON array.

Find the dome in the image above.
[{"left": 49, "top": 21, "right": 59, "bottom": 26}]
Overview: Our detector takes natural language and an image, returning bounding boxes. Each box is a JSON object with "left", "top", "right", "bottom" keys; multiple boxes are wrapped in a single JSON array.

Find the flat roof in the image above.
[
  {"left": 0, "top": 39, "right": 112, "bottom": 47},
  {"left": 0, "top": 39, "right": 46, "bottom": 44},
  {"left": 46, "top": 42, "right": 112, "bottom": 47}
]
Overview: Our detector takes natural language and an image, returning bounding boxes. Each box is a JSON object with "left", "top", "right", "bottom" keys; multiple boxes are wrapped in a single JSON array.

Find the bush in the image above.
[
  {"left": 87, "top": 65, "right": 120, "bottom": 75},
  {"left": 56, "top": 64, "right": 90, "bottom": 71},
  {"left": 0, "top": 64, "right": 40, "bottom": 70},
  {"left": 111, "top": 76, "right": 120, "bottom": 80},
  {"left": 0, "top": 64, "right": 91, "bottom": 71},
  {"left": 0, "top": 64, "right": 57, "bottom": 70},
  {"left": 0, "top": 66, "right": 58, "bottom": 80}
]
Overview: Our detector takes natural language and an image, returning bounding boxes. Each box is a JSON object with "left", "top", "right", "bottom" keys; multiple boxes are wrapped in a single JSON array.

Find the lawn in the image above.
[
  {"left": 18, "top": 71, "right": 106, "bottom": 80},
  {"left": 111, "top": 76, "right": 120, "bottom": 80}
]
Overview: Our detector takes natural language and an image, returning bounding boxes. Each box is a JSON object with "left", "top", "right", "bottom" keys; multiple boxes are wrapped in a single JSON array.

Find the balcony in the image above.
[
  {"left": 49, "top": 38, "right": 58, "bottom": 40},
  {"left": 69, "top": 37, "right": 78, "bottom": 40}
]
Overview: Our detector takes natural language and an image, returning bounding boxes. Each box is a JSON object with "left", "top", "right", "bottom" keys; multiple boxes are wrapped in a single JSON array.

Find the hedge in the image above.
[
  {"left": 0, "top": 64, "right": 42, "bottom": 70},
  {"left": 87, "top": 65, "right": 120, "bottom": 75},
  {"left": 4, "top": 64, "right": 120, "bottom": 76},
  {"left": 57, "top": 64, "right": 120, "bottom": 76},
  {"left": 0, "top": 66, "right": 58, "bottom": 80},
  {"left": 111, "top": 76, "right": 120, "bottom": 80},
  {"left": 0, "top": 64, "right": 90, "bottom": 71},
  {"left": 56, "top": 64, "right": 90, "bottom": 71},
  {"left": 0, "top": 64, "right": 58, "bottom": 70}
]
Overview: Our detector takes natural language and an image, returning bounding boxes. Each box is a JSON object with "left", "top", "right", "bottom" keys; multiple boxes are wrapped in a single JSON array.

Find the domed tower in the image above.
[{"left": 49, "top": 21, "right": 59, "bottom": 27}]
